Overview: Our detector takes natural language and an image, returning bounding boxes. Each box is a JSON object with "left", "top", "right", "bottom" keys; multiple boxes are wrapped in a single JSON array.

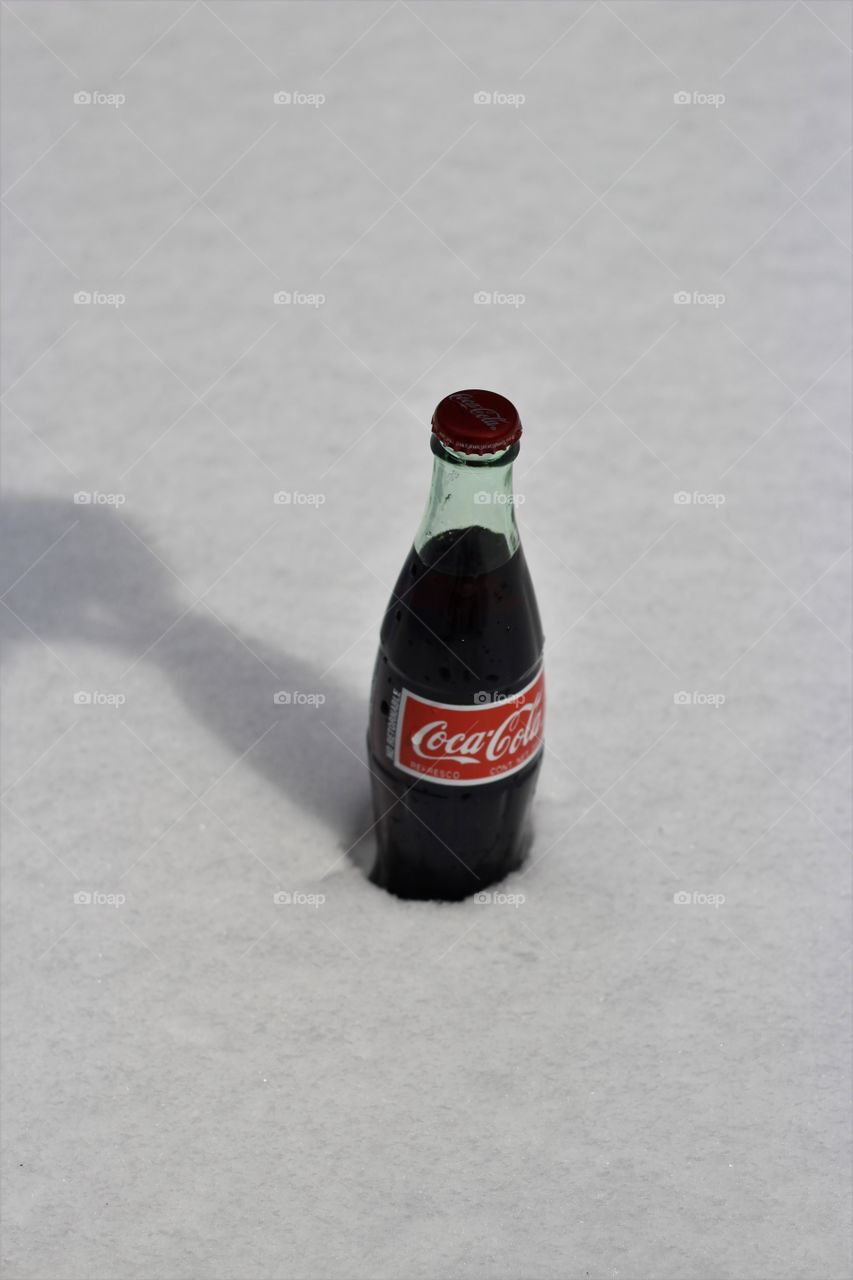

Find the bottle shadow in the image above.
[{"left": 1, "top": 494, "right": 376, "bottom": 878}]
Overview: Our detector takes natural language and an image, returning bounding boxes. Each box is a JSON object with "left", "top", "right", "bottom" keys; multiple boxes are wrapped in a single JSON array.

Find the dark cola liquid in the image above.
[{"left": 367, "top": 526, "right": 544, "bottom": 901}]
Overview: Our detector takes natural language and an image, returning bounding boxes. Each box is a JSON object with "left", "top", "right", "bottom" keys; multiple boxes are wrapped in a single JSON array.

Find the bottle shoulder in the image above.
[{"left": 375, "top": 535, "right": 543, "bottom": 703}]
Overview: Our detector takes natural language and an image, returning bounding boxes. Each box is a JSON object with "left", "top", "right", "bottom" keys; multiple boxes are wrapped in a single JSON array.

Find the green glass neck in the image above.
[{"left": 413, "top": 438, "right": 520, "bottom": 568}]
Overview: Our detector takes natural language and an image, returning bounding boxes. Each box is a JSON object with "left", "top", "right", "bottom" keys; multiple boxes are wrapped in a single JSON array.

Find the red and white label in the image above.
[{"left": 393, "top": 668, "right": 545, "bottom": 786}]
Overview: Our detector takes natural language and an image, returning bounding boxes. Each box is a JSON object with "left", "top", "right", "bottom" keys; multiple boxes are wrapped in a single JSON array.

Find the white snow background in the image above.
[{"left": 1, "top": 2, "right": 851, "bottom": 1278}]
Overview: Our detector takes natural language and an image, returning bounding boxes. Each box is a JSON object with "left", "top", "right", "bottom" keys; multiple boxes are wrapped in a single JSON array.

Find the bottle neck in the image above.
[{"left": 414, "top": 438, "right": 521, "bottom": 571}]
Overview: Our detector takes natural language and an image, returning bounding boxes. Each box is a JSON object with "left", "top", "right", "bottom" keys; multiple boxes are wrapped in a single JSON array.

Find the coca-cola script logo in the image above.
[{"left": 394, "top": 668, "right": 544, "bottom": 786}]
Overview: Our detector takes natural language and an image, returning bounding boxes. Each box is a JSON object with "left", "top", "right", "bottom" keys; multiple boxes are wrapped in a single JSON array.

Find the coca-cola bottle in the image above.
[{"left": 367, "top": 390, "right": 545, "bottom": 901}]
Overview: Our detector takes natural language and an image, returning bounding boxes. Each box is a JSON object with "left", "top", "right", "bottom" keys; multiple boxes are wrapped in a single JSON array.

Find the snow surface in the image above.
[{"left": 2, "top": 2, "right": 851, "bottom": 1277}]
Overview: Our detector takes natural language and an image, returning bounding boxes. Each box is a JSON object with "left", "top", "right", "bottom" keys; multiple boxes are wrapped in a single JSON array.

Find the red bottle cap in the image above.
[{"left": 431, "top": 389, "right": 522, "bottom": 456}]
